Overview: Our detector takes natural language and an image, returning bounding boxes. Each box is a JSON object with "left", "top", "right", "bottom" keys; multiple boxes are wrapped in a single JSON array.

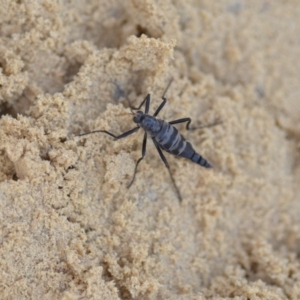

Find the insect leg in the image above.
[
  {"left": 128, "top": 132, "right": 147, "bottom": 188},
  {"left": 77, "top": 126, "right": 140, "bottom": 139},
  {"left": 110, "top": 78, "right": 150, "bottom": 112},
  {"left": 128, "top": 93, "right": 151, "bottom": 112},
  {"left": 153, "top": 78, "right": 174, "bottom": 117},
  {"left": 153, "top": 98, "right": 166, "bottom": 117},
  {"left": 169, "top": 118, "right": 191, "bottom": 129},
  {"left": 143, "top": 94, "right": 151, "bottom": 114},
  {"left": 152, "top": 138, "right": 182, "bottom": 202},
  {"left": 169, "top": 117, "right": 222, "bottom": 130},
  {"left": 127, "top": 93, "right": 151, "bottom": 113}
]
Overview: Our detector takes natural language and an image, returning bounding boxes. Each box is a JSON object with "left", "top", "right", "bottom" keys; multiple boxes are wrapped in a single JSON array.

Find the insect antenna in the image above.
[
  {"left": 109, "top": 76, "right": 139, "bottom": 112},
  {"left": 162, "top": 78, "right": 174, "bottom": 99}
]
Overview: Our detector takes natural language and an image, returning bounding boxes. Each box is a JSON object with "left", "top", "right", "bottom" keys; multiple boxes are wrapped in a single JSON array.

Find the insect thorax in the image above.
[{"left": 140, "top": 115, "right": 162, "bottom": 136}]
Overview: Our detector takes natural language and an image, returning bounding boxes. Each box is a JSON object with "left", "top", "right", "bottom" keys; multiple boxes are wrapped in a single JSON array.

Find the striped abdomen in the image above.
[{"left": 153, "top": 120, "right": 212, "bottom": 168}]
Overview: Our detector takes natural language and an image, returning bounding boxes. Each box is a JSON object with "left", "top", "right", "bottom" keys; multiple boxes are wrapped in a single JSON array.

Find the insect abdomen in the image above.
[
  {"left": 188, "top": 148, "right": 212, "bottom": 168},
  {"left": 154, "top": 121, "right": 212, "bottom": 168}
]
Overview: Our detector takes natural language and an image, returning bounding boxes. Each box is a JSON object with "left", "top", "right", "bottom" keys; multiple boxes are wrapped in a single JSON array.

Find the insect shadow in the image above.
[{"left": 77, "top": 79, "right": 221, "bottom": 202}]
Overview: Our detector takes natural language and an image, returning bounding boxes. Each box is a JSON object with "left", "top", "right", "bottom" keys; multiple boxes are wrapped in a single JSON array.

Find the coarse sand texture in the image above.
[{"left": 0, "top": 1, "right": 300, "bottom": 299}]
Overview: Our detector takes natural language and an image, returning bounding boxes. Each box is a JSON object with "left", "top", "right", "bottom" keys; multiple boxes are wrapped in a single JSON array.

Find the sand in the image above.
[{"left": 0, "top": 0, "right": 300, "bottom": 299}]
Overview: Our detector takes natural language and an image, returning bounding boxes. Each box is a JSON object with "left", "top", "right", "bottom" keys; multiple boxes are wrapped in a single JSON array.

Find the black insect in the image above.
[{"left": 78, "top": 80, "right": 219, "bottom": 202}]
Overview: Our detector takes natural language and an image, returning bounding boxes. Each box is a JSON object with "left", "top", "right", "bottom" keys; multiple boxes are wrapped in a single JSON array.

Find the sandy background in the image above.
[{"left": 0, "top": 0, "right": 300, "bottom": 299}]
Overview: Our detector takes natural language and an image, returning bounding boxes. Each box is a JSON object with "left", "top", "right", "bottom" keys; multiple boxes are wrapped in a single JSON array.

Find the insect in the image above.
[{"left": 78, "top": 79, "right": 220, "bottom": 202}]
